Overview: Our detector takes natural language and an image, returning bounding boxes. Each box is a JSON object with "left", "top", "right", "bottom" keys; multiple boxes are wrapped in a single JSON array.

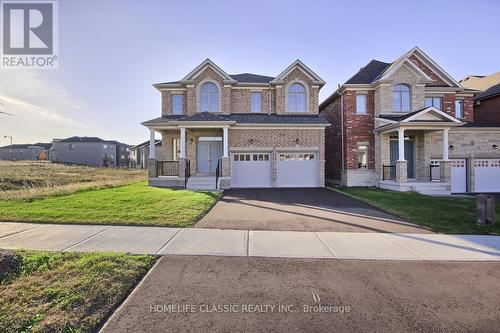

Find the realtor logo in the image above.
[{"left": 1, "top": 1, "right": 58, "bottom": 68}]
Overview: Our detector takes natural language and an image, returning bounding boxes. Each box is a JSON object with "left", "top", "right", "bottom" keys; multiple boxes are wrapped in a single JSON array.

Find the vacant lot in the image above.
[
  {"left": 0, "top": 250, "right": 155, "bottom": 333},
  {"left": 0, "top": 161, "right": 145, "bottom": 200},
  {"left": 0, "top": 181, "right": 219, "bottom": 227},
  {"left": 334, "top": 187, "right": 500, "bottom": 235}
]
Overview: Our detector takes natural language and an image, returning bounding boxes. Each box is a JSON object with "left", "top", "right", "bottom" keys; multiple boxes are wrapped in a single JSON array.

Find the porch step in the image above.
[
  {"left": 411, "top": 182, "right": 451, "bottom": 196},
  {"left": 186, "top": 176, "right": 217, "bottom": 190}
]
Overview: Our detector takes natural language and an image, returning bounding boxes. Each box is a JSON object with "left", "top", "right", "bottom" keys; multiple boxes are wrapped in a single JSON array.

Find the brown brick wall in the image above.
[
  {"left": 343, "top": 90, "right": 375, "bottom": 170},
  {"left": 474, "top": 95, "right": 500, "bottom": 126},
  {"left": 320, "top": 95, "right": 342, "bottom": 181},
  {"left": 161, "top": 90, "right": 187, "bottom": 116},
  {"left": 442, "top": 93, "right": 474, "bottom": 122},
  {"left": 231, "top": 89, "right": 271, "bottom": 113},
  {"left": 409, "top": 54, "right": 447, "bottom": 86}
]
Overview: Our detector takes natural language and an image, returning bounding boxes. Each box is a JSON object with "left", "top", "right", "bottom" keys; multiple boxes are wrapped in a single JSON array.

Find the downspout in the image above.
[{"left": 340, "top": 91, "right": 345, "bottom": 185}]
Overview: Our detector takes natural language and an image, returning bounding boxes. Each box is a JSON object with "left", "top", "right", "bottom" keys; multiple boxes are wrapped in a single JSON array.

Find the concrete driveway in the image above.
[
  {"left": 101, "top": 255, "right": 500, "bottom": 333},
  {"left": 196, "top": 188, "right": 431, "bottom": 233}
]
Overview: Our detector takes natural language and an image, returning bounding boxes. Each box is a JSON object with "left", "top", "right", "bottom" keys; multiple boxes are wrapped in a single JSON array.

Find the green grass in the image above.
[
  {"left": 0, "top": 250, "right": 156, "bottom": 333},
  {"left": 333, "top": 187, "right": 500, "bottom": 235},
  {"left": 0, "top": 181, "right": 220, "bottom": 227}
]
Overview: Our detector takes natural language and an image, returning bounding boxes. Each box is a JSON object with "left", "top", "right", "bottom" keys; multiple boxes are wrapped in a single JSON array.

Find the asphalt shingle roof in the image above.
[
  {"left": 345, "top": 60, "right": 392, "bottom": 84},
  {"left": 142, "top": 112, "right": 329, "bottom": 125},
  {"left": 474, "top": 83, "right": 500, "bottom": 101},
  {"left": 156, "top": 73, "right": 275, "bottom": 85}
]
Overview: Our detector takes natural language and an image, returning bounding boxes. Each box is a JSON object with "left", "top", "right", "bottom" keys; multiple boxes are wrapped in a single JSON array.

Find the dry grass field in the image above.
[{"left": 0, "top": 161, "right": 146, "bottom": 200}]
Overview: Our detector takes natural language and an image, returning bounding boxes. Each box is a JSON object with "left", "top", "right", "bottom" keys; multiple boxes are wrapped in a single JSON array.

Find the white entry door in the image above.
[
  {"left": 474, "top": 159, "right": 500, "bottom": 192},
  {"left": 231, "top": 152, "right": 272, "bottom": 188},
  {"left": 277, "top": 152, "right": 318, "bottom": 187}
]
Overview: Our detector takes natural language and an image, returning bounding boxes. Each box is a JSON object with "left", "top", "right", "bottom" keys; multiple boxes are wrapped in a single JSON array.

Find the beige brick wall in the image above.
[
  {"left": 161, "top": 90, "right": 187, "bottom": 116},
  {"left": 275, "top": 67, "right": 319, "bottom": 114},
  {"left": 426, "top": 129, "right": 500, "bottom": 159}
]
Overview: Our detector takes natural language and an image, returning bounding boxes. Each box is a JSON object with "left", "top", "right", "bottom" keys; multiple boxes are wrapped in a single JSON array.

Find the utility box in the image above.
[{"left": 476, "top": 194, "right": 496, "bottom": 226}]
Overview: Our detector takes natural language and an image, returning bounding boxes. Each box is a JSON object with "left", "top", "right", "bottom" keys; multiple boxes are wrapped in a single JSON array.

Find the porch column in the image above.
[
  {"left": 442, "top": 128, "right": 449, "bottom": 161},
  {"left": 440, "top": 128, "right": 451, "bottom": 184},
  {"left": 179, "top": 127, "right": 186, "bottom": 158},
  {"left": 222, "top": 127, "right": 229, "bottom": 158},
  {"left": 397, "top": 128, "right": 405, "bottom": 161},
  {"left": 149, "top": 128, "right": 156, "bottom": 159},
  {"left": 148, "top": 128, "right": 158, "bottom": 178},
  {"left": 395, "top": 127, "right": 407, "bottom": 183}
]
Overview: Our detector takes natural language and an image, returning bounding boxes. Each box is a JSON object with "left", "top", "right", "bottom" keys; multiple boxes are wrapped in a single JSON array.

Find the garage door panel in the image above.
[
  {"left": 231, "top": 153, "right": 271, "bottom": 188},
  {"left": 475, "top": 159, "right": 500, "bottom": 193},
  {"left": 277, "top": 152, "right": 318, "bottom": 187}
]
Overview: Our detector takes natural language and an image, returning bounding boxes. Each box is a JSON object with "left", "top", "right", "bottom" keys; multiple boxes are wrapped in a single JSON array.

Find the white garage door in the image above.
[
  {"left": 231, "top": 152, "right": 272, "bottom": 188},
  {"left": 451, "top": 159, "right": 467, "bottom": 193},
  {"left": 474, "top": 159, "right": 500, "bottom": 192},
  {"left": 277, "top": 152, "right": 318, "bottom": 187}
]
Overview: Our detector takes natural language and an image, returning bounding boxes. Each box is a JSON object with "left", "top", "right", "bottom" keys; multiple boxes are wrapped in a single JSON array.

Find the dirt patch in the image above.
[{"left": 102, "top": 255, "right": 500, "bottom": 332}]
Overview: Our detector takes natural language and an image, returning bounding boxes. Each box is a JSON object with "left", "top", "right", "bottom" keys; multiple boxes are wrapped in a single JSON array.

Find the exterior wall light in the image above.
[
  {"left": 249, "top": 139, "right": 254, "bottom": 145},
  {"left": 189, "top": 138, "right": 194, "bottom": 144},
  {"left": 449, "top": 145, "right": 455, "bottom": 151},
  {"left": 295, "top": 138, "right": 300, "bottom": 144},
  {"left": 493, "top": 144, "right": 498, "bottom": 150}
]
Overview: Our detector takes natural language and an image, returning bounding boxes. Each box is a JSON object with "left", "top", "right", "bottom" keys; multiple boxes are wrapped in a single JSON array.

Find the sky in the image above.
[{"left": 0, "top": 0, "right": 499, "bottom": 145}]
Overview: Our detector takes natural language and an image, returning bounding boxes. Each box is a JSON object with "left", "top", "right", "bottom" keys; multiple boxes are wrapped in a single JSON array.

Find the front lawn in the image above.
[
  {"left": 0, "top": 250, "right": 155, "bottom": 333},
  {"left": 333, "top": 187, "right": 500, "bottom": 234},
  {"left": 0, "top": 181, "right": 220, "bottom": 227}
]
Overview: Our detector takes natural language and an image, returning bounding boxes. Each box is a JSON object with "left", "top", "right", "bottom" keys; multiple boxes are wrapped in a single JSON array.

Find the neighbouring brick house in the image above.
[
  {"left": 142, "top": 59, "right": 328, "bottom": 190},
  {"left": 471, "top": 83, "right": 500, "bottom": 126},
  {"left": 0, "top": 142, "right": 52, "bottom": 161},
  {"left": 320, "top": 47, "right": 500, "bottom": 194}
]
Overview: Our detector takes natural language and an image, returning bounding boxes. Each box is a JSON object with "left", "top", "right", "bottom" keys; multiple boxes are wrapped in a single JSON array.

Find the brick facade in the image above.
[
  {"left": 408, "top": 54, "right": 447, "bottom": 86},
  {"left": 473, "top": 95, "right": 500, "bottom": 126}
]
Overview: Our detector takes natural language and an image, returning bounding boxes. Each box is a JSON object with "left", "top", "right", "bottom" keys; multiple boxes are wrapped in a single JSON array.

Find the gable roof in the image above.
[
  {"left": 181, "top": 58, "right": 235, "bottom": 82},
  {"left": 378, "top": 107, "right": 463, "bottom": 123},
  {"left": 271, "top": 59, "right": 326, "bottom": 85},
  {"left": 33, "top": 142, "right": 53, "bottom": 149},
  {"left": 345, "top": 60, "right": 392, "bottom": 84},
  {"left": 59, "top": 136, "right": 106, "bottom": 143},
  {"left": 474, "top": 83, "right": 500, "bottom": 101}
]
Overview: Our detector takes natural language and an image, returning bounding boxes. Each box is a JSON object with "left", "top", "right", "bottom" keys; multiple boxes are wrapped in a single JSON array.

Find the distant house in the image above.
[
  {"left": 130, "top": 140, "right": 162, "bottom": 169},
  {"left": 50, "top": 136, "right": 130, "bottom": 167},
  {"left": 0, "top": 143, "right": 52, "bottom": 161},
  {"left": 460, "top": 72, "right": 500, "bottom": 126}
]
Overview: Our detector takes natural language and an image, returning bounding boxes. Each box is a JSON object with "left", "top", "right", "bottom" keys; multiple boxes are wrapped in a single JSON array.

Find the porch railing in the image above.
[
  {"left": 382, "top": 165, "right": 396, "bottom": 180},
  {"left": 430, "top": 164, "right": 441, "bottom": 181},
  {"left": 184, "top": 159, "right": 191, "bottom": 188},
  {"left": 158, "top": 161, "right": 179, "bottom": 176},
  {"left": 215, "top": 159, "right": 221, "bottom": 189}
]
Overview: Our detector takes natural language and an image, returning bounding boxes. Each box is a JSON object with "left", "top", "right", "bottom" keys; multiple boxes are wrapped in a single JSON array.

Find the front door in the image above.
[
  {"left": 390, "top": 136, "right": 415, "bottom": 179},
  {"left": 197, "top": 137, "right": 223, "bottom": 174}
]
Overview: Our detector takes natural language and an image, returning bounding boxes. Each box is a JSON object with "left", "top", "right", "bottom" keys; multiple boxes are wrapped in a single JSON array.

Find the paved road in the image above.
[
  {"left": 101, "top": 255, "right": 500, "bottom": 333},
  {"left": 1, "top": 222, "right": 500, "bottom": 261},
  {"left": 196, "top": 188, "right": 431, "bottom": 233}
]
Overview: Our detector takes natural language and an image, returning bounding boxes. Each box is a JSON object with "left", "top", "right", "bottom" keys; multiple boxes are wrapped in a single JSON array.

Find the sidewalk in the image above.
[{"left": 1, "top": 222, "right": 499, "bottom": 261}]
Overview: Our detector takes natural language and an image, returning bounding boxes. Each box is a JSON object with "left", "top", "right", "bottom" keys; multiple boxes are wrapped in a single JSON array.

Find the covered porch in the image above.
[
  {"left": 375, "top": 107, "right": 464, "bottom": 195},
  {"left": 146, "top": 124, "right": 232, "bottom": 190}
]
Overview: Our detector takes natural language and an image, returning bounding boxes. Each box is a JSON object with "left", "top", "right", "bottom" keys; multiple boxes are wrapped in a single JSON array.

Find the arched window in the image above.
[
  {"left": 393, "top": 84, "right": 411, "bottom": 112},
  {"left": 200, "top": 82, "right": 219, "bottom": 112},
  {"left": 288, "top": 83, "right": 306, "bottom": 112}
]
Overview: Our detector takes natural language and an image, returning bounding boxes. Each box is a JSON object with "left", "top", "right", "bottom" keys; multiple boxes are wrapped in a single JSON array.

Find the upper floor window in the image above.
[
  {"left": 455, "top": 99, "right": 464, "bottom": 119},
  {"left": 288, "top": 83, "right": 306, "bottom": 112},
  {"left": 251, "top": 92, "right": 262, "bottom": 113},
  {"left": 172, "top": 95, "right": 183, "bottom": 114},
  {"left": 393, "top": 84, "right": 411, "bottom": 112},
  {"left": 200, "top": 82, "right": 219, "bottom": 112},
  {"left": 356, "top": 94, "right": 367, "bottom": 114},
  {"left": 424, "top": 97, "right": 442, "bottom": 110}
]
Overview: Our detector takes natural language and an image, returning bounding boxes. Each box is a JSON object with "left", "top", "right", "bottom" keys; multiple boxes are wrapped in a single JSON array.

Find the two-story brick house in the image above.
[
  {"left": 142, "top": 59, "right": 328, "bottom": 190},
  {"left": 320, "top": 47, "right": 500, "bottom": 194}
]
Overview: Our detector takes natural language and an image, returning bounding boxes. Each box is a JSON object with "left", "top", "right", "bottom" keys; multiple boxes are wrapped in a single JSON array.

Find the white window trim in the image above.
[
  {"left": 285, "top": 80, "right": 310, "bottom": 113},
  {"left": 171, "top": 94, "right": 184, "bottom": 114},
  {"left": 196, "top": 79, "right": 222, "bottom": 113},
  {"left": 251, "top": 91, "right": 262, "bottom": 113},
  {"left": 356, "top": 93, "right": 368, "bottom": 114},
  {"left": 455, "top": 99, "right": 464, "bottom": 119}
]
